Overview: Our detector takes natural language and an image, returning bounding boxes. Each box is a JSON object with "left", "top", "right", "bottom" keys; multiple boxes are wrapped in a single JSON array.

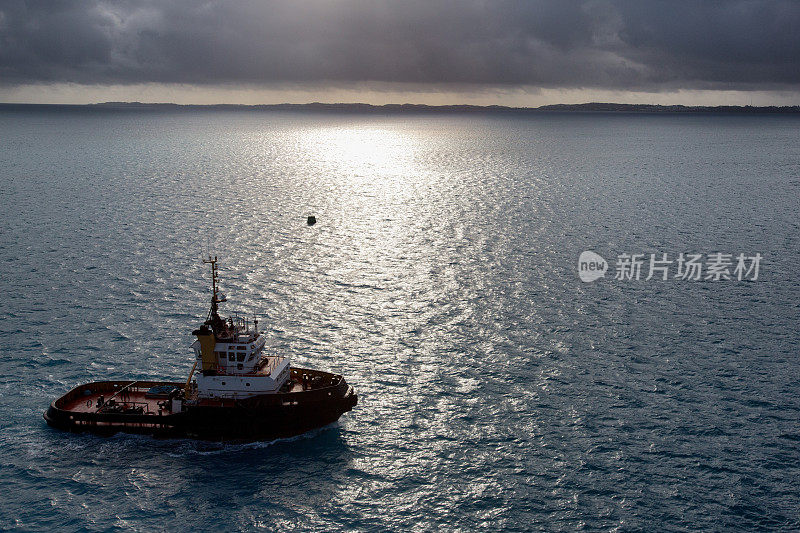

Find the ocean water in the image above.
[{"left": 0, "top": 108, "right": 798, "bottom": 531}]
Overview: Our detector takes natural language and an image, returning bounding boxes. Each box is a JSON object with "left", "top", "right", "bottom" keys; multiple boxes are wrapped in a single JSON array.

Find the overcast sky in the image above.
[{"left": 1, "top": 0, "right": 799, "bottom": 105}]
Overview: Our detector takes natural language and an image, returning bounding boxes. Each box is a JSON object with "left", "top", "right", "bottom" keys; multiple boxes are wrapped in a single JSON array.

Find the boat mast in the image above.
[{"left": 203, "top": 255, "right": 225, "bottom": 323}]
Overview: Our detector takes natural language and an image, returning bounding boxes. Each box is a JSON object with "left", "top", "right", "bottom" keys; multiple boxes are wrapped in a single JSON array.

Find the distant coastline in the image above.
[{"left": 1, "top": 101, "right": 799, "bottom": 114}]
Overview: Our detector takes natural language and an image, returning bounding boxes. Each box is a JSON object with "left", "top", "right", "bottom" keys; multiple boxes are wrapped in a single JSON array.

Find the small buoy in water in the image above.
[{"left": 307, "top": 216, "right": 317, "bottom": 226}]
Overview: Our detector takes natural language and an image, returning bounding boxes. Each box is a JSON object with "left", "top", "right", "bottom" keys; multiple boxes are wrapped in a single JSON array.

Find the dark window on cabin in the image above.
[
  {"left": 237, "top": 353, "right": 245, "bottom": 362},
  {"left": 228, "top": 353, "right": 235, "bottom": 361}
]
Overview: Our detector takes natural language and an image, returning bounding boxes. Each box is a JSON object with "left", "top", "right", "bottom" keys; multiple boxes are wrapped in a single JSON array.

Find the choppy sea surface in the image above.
[{"left": 1, "top": 108, "right": 798, "bottom": 531}]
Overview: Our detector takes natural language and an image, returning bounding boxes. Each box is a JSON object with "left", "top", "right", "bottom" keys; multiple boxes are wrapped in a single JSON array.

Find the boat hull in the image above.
[{"left": 44, "top": 368, "right": 357, "bottom": 441}]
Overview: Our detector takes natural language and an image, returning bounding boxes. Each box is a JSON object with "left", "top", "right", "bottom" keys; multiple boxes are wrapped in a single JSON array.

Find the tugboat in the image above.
[{"left": 44, "top": 256, "right": 357, "bottom": 441}]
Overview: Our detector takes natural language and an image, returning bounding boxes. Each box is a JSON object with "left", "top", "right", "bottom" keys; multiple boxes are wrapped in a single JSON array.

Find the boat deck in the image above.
[
  {"left": 64, "top": 389, "right": 168, "bottom": 414},
  {"left": 60, "top": 380, "right": 312, "bottom": 414}
]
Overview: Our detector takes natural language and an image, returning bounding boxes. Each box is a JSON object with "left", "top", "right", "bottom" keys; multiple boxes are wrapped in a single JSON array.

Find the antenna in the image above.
[{"left": 202, "top": 255, "right": 223, "bottom": 321}]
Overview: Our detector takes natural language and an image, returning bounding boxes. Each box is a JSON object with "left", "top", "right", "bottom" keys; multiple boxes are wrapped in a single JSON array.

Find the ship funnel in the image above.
[{"left": 192, "top": 325, "right": 217, "bottom": 371}]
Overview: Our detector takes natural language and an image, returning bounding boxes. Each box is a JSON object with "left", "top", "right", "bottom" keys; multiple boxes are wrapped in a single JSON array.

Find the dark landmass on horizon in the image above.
[{"left": 1, "top": 102, "right": 799, "bottom": 114}]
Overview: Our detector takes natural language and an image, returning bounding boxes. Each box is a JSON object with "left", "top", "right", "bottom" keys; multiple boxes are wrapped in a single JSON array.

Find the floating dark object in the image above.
[{"left": 307, "top": 216, "right": 317, "bottom": 226}]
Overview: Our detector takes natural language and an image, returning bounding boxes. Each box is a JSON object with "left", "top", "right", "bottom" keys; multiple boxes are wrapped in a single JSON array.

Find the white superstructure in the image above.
[{"left": 188, "top": 257, "right": 291, "bottom": 399}]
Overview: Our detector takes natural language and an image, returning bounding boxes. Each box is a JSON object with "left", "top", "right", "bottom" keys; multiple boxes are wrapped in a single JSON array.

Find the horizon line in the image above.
[{"left": 2, "top": 101, "right": 800, "bottom": 113}]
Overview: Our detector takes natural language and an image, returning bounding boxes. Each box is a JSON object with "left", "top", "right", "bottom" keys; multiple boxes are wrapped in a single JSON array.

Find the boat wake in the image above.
[{"left": 165, "top": 422, "right": 342, "bottom": 456}]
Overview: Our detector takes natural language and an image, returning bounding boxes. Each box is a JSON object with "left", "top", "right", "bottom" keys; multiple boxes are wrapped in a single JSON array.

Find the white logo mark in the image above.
[{"left": 578, "top": 251, "right": 608, "bottom": 282}]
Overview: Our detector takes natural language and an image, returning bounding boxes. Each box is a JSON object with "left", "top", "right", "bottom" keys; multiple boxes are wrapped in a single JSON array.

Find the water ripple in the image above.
[{"left": 1, "top": 110, "right": 798, "bottom": 531}]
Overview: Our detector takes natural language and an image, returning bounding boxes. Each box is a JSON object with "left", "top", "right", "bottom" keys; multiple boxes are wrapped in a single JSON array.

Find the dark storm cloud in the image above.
[{"left": 1, "top": 0, "right": 799, "bottom": 90}]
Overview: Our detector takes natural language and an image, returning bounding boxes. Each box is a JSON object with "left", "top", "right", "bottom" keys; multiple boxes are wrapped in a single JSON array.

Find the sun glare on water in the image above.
[{"left": 307, "top": 125, "right": 419, "bottom": 190}]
